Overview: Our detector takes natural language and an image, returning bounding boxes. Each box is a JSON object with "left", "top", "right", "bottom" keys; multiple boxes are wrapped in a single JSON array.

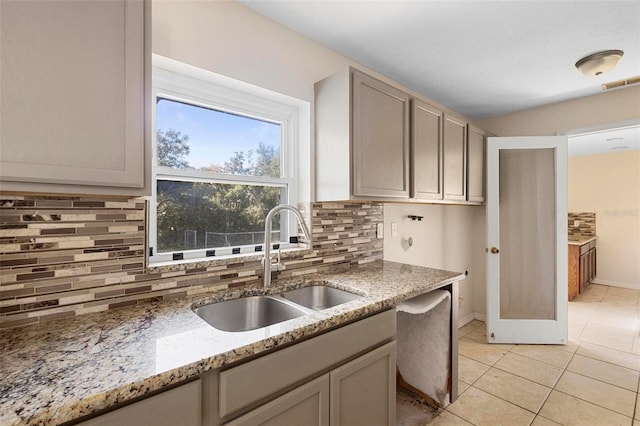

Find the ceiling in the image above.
[{"left": 239, "top": 0, "right": 640, "bottom": 156}]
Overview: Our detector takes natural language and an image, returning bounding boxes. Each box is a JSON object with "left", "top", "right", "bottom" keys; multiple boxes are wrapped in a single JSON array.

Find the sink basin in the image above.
[
  {"left": 280, "top": 285, "right": 362, "bottom": 311},
  {"left": 194, "top": 296, "right": 307, "bottom": 332}
]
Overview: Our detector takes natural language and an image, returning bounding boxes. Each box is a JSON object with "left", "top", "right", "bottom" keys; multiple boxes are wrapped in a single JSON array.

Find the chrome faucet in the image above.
[{"left": 263, "top": 205, "right": 312, "bottom": 288}]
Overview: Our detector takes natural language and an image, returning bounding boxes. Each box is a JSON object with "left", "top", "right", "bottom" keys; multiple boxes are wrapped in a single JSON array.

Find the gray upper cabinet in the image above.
[
  {"left": 352, "top": 71, "right": 410, "bottom": 199},
  {"left": 0, "top": 0, "right": 149, "bottom": 196},
  {"left": 315, "top": 67, "right": 487, "bottom": 205},
  {"left": 467, "top": 125, "right": 486, "bottom": 203},
  {"left": 411, "top": 99, "right": 443, "bottom": 200},
  {"left": 443, "top": 114, "right": 468, "bottom": 201},
  {"left": 315, "top": 67, "right": 410, "bottom": 201}
]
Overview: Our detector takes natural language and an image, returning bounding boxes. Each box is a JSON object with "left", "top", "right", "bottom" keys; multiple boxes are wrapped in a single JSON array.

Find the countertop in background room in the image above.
[{"left": 568, "top": 235, "right": 597, "bottom": 246}]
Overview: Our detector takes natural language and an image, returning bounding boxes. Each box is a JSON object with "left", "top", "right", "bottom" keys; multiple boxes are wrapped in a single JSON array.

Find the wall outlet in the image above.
[
  {"left": 391, "top": 222, "right": 398, "bottom": 237},
  {"left": 376, "top": 223, "right": 384, "bottom": 239},
  {"left": 573, "top": 220, "right": 580, "bottom": 227}
]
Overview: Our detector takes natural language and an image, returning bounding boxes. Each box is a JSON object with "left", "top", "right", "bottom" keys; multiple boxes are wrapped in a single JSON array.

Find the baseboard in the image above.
[
  {"left": 458, "top": 313, "right": 475, "bottom": 328},
  {"left": 591, "top": 278, "right": 640, "bottom": 291},
  {"left": 457, "top": 312, "right": 487, "bottom": 328}
]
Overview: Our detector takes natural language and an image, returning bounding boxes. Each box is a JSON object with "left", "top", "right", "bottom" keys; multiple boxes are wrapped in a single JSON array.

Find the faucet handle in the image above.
[{"left": 270, "top": 247, "right": 284, "bottom": 272}]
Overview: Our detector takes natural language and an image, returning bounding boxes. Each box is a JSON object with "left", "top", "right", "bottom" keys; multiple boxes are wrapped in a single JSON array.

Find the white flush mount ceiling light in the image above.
[{"left": 575, "top": 50, "right": 624, "bottom": 76}]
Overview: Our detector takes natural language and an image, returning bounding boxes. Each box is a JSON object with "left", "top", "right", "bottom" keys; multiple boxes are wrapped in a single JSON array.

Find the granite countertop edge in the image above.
[
  {"left": 568, "top": 236, "right": 597, "bottom": 246},
  {"left": 0, "top": 260, "right": 464, "bottom": 426}
]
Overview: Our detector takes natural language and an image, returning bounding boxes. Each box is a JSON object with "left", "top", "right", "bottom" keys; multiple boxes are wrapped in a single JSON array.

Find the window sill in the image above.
[{"left": 147, "top": 245, "right": 313, "bottom": 274}]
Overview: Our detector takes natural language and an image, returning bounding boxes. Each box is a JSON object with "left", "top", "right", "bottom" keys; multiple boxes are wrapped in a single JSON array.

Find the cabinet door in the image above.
[
  {"left": 0, "top": 0, "right": 146, "bottom": 191},
  {"left": 467, "top": 125, "right": 486, "bottom": 203},
  {"left": 590, "top": 247, "right": 597, "bottom": 281},
  {"left": 579, "top": 253, "right": 588, "bottom": 292},
  {"left": 411, "top": 99, "right": 443, "bottom": 200},
  {"left": 443, "top": 114, "right": 468, "bottom": 201},
  {"left": 568, "top": 245, "right": 580, "bottom": 300},
  {"left": 352, "top": 71, "right": 410, "bottom": 198},
  {"left": 225, "top": 375, "right": 329, "bottom": 426},
  {"left": 330, "top": 341, "right": 396, "bottom": 426},
  {"left": 78, "top": 380, "right": 201, "bottom": 426}
]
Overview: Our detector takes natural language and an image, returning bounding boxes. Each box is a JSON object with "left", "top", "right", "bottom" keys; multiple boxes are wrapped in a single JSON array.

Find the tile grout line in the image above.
[{"left": 549, "top": 388, "right": 634, "bottom": 421}]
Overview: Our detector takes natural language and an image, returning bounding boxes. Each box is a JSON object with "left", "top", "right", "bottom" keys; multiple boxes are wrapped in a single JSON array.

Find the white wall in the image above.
[{"left": 383, "top": 204, "right": 481, "bottom": 324}]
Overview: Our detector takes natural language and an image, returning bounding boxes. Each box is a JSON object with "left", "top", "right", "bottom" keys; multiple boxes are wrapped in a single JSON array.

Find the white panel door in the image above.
[{"left": 486, "top": 136, "right": 568, "bottom": 344}]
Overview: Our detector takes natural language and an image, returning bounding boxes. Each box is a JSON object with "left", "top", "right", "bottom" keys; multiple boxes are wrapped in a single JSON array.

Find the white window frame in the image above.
[{"left": 150, "top": 55, "right": 304, "bottom": 264}]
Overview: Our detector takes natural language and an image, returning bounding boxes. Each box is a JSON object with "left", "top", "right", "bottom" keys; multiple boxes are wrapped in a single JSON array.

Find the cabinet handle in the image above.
[{"left": 491, "top": 247, "right": 500, "bottom": 254}]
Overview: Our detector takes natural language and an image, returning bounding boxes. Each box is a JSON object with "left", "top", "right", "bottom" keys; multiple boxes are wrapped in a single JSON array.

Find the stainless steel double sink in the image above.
[{"left": 194, "top": 285, "right": 363, "bottom": 332}]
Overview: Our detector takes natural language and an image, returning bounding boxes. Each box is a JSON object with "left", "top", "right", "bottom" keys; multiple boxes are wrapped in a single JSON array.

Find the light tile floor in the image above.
[{"left": 432, "top": 284, "right": 640, "bottom": 426}]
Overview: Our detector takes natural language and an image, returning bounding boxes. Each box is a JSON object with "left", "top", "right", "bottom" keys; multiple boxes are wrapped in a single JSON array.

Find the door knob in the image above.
[{"left": 491, "top": 247, "right": 500, "bottom": 254}]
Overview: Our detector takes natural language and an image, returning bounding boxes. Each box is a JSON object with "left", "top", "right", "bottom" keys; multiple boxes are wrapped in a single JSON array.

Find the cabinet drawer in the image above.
[
  {"left": 580, "top": 243, "right": 590, "bottom": 255},
  {"left": 219, "top": 309, "right": 395, "bottom": 418},
  {"left": 224, "top": 375, "right": 330, "bottom": 426}
]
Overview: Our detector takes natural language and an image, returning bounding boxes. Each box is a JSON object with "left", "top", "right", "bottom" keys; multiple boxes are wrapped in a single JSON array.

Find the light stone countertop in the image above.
[
  {"left": 568, "top": 235, "right": 597, "bottom": 246},
  {"left": 0, "top": 260, "right": 464, "bottom": 426}
]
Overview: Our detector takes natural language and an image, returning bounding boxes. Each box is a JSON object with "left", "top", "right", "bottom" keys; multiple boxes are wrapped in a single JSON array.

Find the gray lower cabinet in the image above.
[
  {"left": 77, "top": 379, "right": 201, "bottom": 426},
  {"left": 330, "top": 342, "right": 396, "bottom": 426},
  {"left": 225, "top": 342, "right": 396, "bottom": 426},
  {"left": 216, "top": 310, "right": 396, "bottom": 426},
  {"left": 225, "top": 375, "right": 330, "bottom": 426}
]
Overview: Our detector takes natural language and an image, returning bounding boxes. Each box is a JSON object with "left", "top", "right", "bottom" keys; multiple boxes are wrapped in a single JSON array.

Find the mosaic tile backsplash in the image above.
[
  {"left": 0, "top": 196, "right": 383, "bottom": 328},
  {"left": 568, "top": 212, "right": 596, "bottom": 238}
]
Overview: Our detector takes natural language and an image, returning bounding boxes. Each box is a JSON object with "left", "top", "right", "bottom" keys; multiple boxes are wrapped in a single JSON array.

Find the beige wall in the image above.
[
  {"left": 478, "top": 86, "right": 640, "bottom": 137},
  {"left": 383, "top": 204, "right": 479, "bottom": 323},
  {"left": 153, "top": 0, "right": 345, "bottom": 103},
  {"left": 569, "top": 151, "right": 640, "bottom": 289}
]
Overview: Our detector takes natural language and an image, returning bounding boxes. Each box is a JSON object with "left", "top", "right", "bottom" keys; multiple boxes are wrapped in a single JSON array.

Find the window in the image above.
[{"left": 150, "top": 56, "right": 307, "bottom": 264}]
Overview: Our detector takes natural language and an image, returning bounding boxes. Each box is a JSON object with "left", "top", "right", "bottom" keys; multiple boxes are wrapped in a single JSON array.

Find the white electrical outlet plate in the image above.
[
  {"left": 574, "top": 220, "right": 580, "bottom": 227},
  {"left": 391, "top": 222, "right": 398, "bottom": 237},
  {"left": 376, "top": 223, "right": 384, "bottom": 239}
]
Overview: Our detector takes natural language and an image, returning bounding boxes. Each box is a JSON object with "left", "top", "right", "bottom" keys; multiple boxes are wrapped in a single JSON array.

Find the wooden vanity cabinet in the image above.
[
  {"left": 0, "top": 0, "right": 149, "bottom": 196},
  {"left": 568, "top": 240, "right": 597, "bottom": 300},
  {"left": 581, "top": 242, "right": 597, "bottom": 292}
]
